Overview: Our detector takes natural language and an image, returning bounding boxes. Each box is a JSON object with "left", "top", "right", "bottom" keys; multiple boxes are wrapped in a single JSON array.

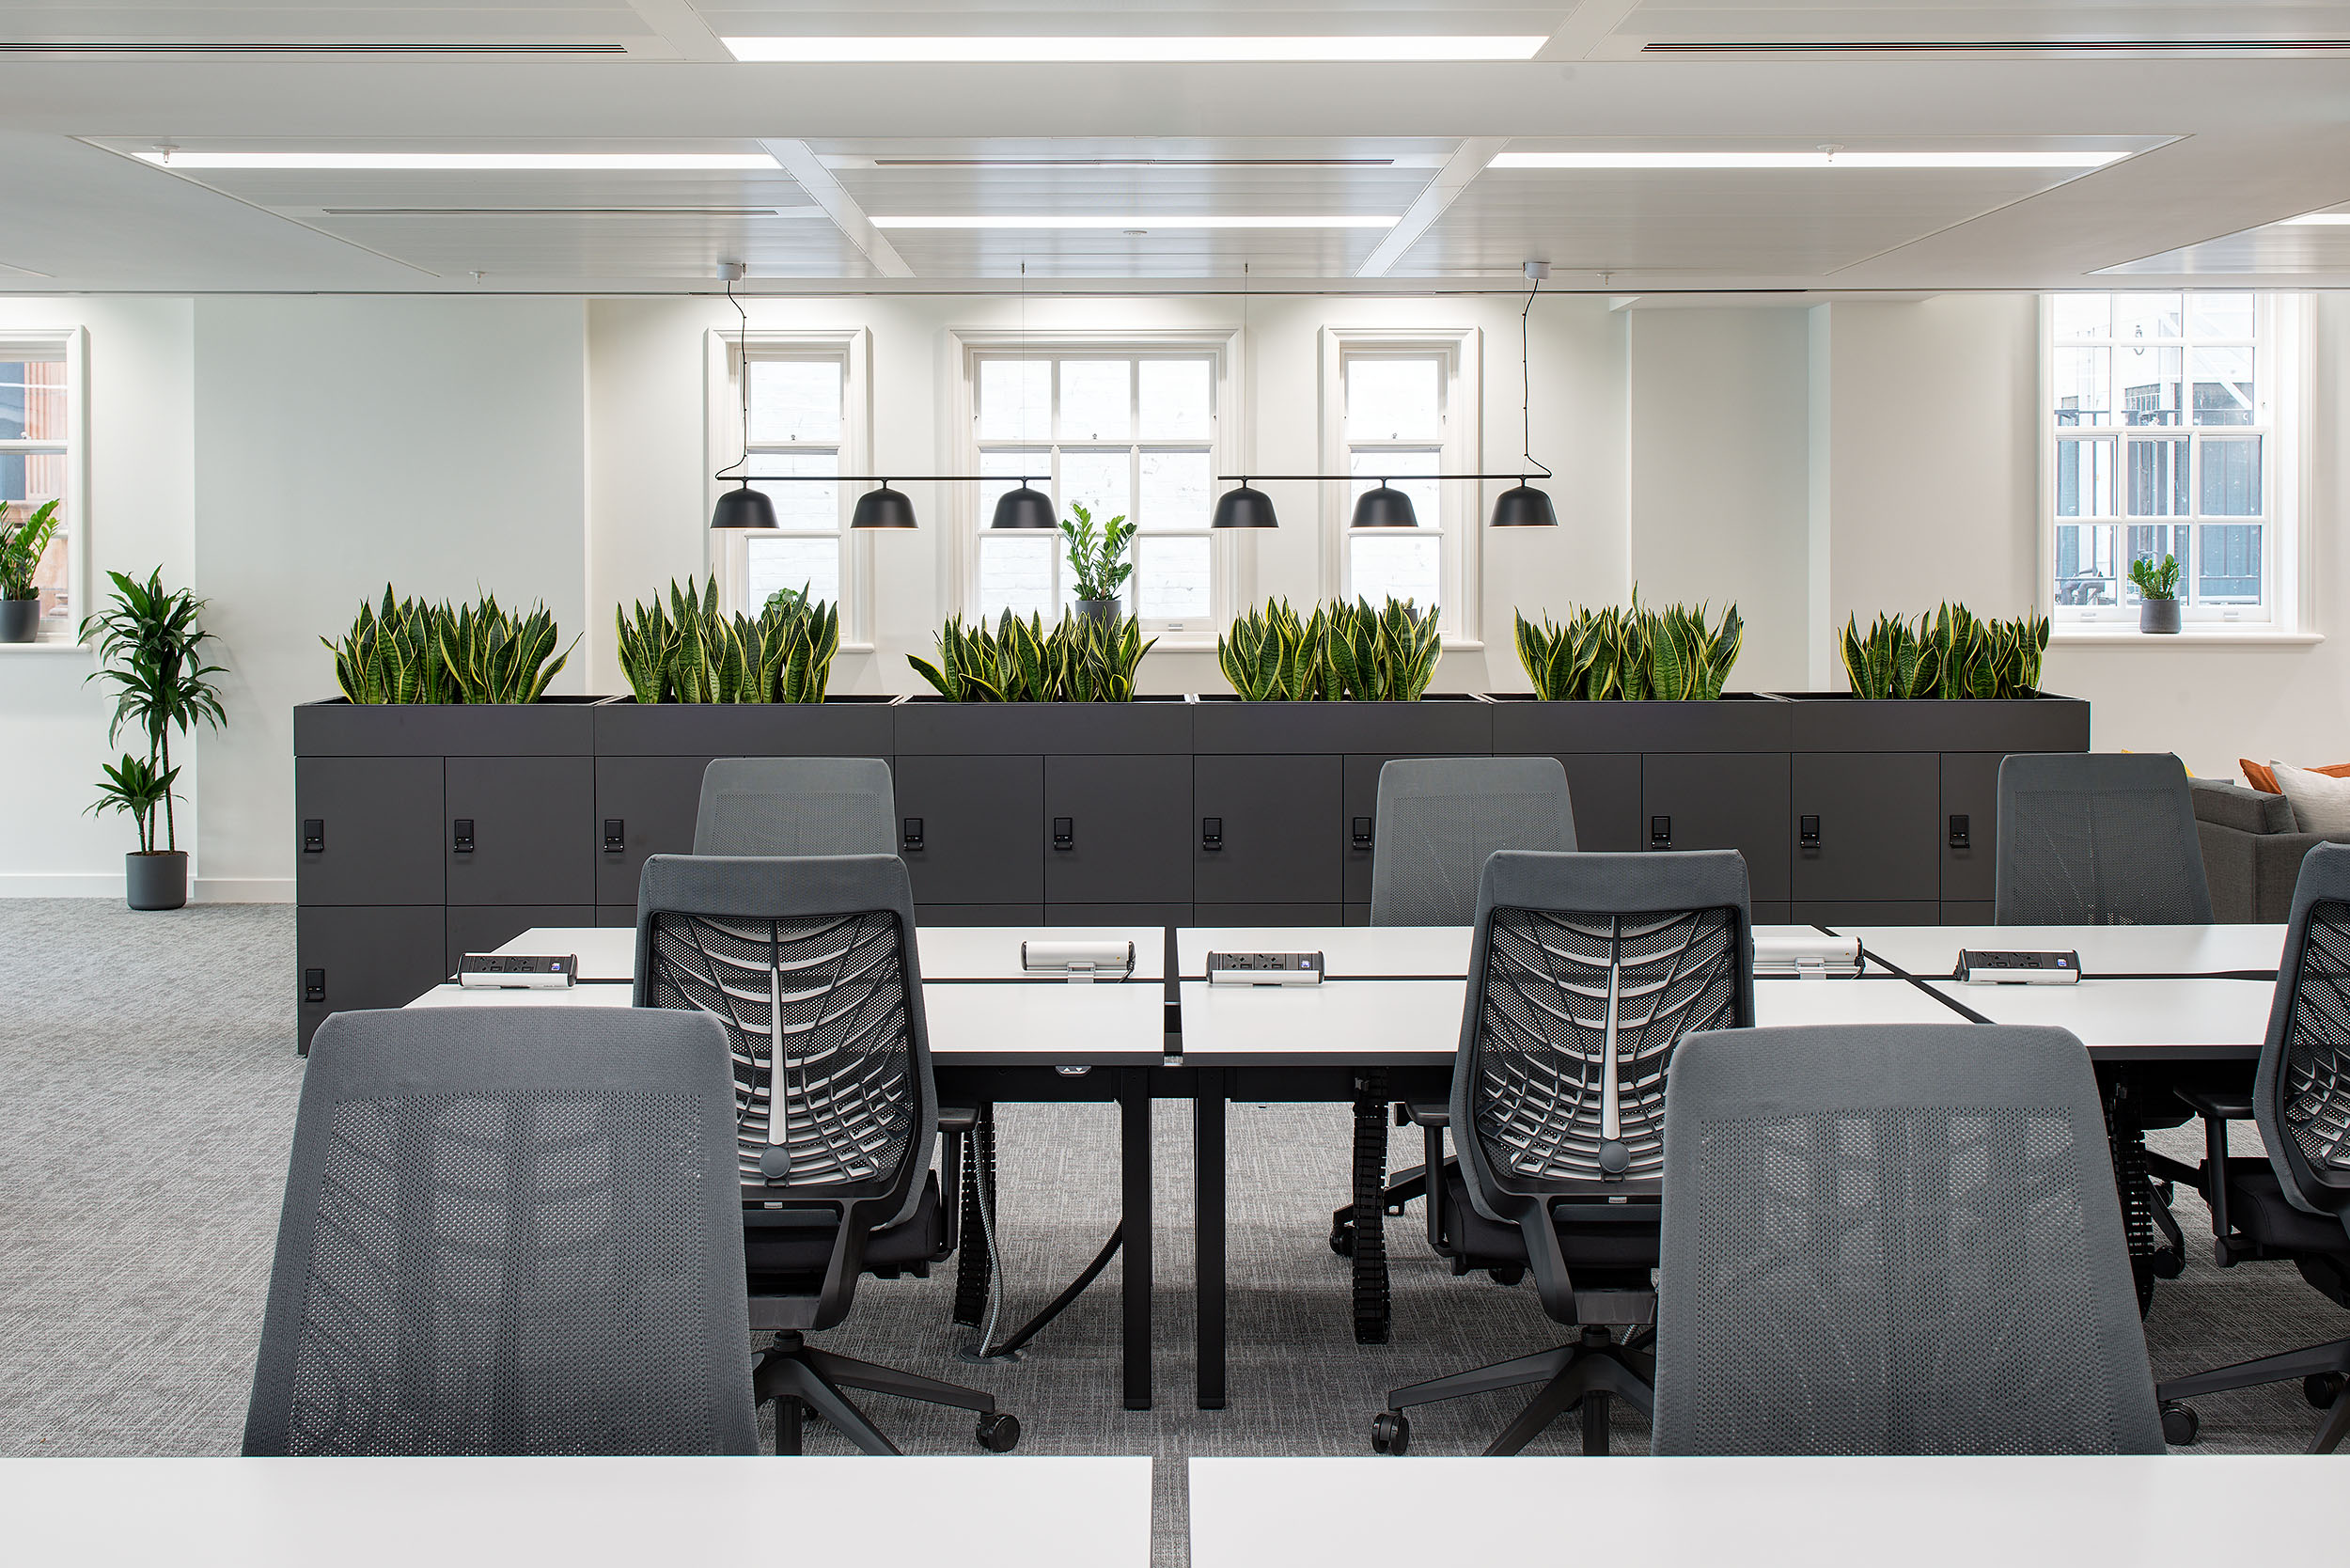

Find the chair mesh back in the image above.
[
  {"left": 1653, "top": 1024, "right": 2164, "bottom": 1455},
  {"left": 2258, "top": 843, "right": 2350, "bottom": 1219},
  {"left": 1995, "top": 752, "right": 2212, "bottom": 925},
  {"left": 1471, "top": 906, "right": 1740, "bottom": 1185},
  {"left": 644, "top": 909, "right": 916, "bottom": 1192},
  {"left": 1370, "top": 757, "right": 1576, "bottom": 927},
  {"left": 243, "top": 1009, "right": 756, "bottom": 1457},
  {"left": 693, "top": 756, "right": 895, "bottom": 857}
]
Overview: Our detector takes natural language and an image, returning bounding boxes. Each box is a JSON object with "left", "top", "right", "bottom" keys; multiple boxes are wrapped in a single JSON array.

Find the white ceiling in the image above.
[{"left": 1, "top": 1, "right": 2347, "bottom": 292}]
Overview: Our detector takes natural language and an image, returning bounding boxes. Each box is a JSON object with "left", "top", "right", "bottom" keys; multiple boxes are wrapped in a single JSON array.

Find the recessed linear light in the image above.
[
  {"left": 1488, "top": 149, "right": 2126, "bottom": 170},
  {"left": 2280, "top": 212, "right": 2350, "bottom": 225},
  {"left": 133, "top": 151, "right": 779, "bottom": 171},
  {"left": 724, "top": 36, "right": 1546, "bottom": 63},
  {"left": 319, "top": 206, "right": 814, "bottom": 217},
  {"left": 870, "top": 214, "right": 1399, "bottom": 229},
  {"left": 870, "top": 157, "right": 1399, "bottom": 168}
]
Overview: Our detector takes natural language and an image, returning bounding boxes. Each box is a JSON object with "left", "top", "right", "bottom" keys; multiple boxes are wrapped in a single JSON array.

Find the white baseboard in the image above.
[
  {"left": 0, "top": 872, "right": 123, "bottom": 898},
  {"left": 195, "top": 877, "right": 294, "bottom": 904}
]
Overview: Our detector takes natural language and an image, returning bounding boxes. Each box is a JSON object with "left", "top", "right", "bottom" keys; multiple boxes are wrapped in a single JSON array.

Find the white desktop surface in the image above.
[
  {"left": 1927, "top": 975, "right": 2274, "bottom": 1053},
  {"left": 500, "top": 925, "right": 1164, "bottom": 984},
  {"left": 1847, "top": 923, "right": 2284, "bottom": 980},
  {"left": 4, "top": 1455, "right": 1152, "bottom": 1568},
  {"left": 1188, "top": 1455, "right": 2342, "bottom": 1568}
]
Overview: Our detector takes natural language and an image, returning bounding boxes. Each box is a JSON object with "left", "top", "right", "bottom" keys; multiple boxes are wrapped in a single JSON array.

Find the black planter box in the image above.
[
  {"left": 594, "top": 696, "right": 899, "bottom": 757},
  {"left": 1771, "top": 692, "right": 2092, "bottom": 754},
  {"left": 894, "top": 696, "right": 1192, "bottom": 756},
  {"left": 295, "top": 696, "right": 600, "bottom": 757},
  {"left": 1190, "top": 694, "right": 1494, "bottom": 755},
  {"left": 1486, "top": 692, "right": 1794, "bottom": 754}
]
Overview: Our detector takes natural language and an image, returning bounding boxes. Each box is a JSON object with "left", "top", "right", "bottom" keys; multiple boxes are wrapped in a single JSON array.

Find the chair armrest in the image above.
[
  {"left": 937, "top": 1105, "right": 979, "bottom": 1134},
  {"left": 2178, "top": 1089, "right": 2255, "bottom": 1120},
  {"left": 1402, "top": 1103, "right": 1449, "bottom": 1127}
]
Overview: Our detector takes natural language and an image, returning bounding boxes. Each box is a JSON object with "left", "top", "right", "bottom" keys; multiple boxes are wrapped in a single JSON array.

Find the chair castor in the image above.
[
  {"left": 2160, "top": 1400, "right": 2201, "bottom": 1446},
  {"left": 977, "top": 1412, "right": 1021, "bottom": 1452},
  {"left": 1370, "top": 1410, "right": 1411, "bottom": 1454}
]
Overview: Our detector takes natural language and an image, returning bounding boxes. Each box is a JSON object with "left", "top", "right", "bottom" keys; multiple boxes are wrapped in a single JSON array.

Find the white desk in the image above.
[
  {"left": 1188, "top": 1455, "right": 2344, "bottom": 1568},
  {"left": 1925, "top": 975, "right": 2275, "bottom": 1059},
  {"left": 2, "top": 1456, "right": 1151, "bottom": 1568},
  {"left": 1847, "top": 922, "right": 2285, "bottom": 980},
  {"left": 500, "top": 924, "right": 1167, "bottom": 984}
]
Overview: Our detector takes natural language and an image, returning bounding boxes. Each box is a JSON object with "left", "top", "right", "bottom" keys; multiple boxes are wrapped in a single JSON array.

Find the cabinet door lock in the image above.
[
  {"left": 1949, "top": 813, "right": 1971, "bottom": 850},
  {"left": 901, "top": 816, "right": 924, "bottom": 852},
  {"left": 302, "top": 818, "right": 325, "bottom": 855},
  {"left": 1200, "top": 816, "right": 1224, "bottom": 852},
  {"left": 452, "top": 818, "right": 475, "bottom": 854},
  {"left": 1053, "top": 816, "right": 1075, "bottom": 851},
  {"left": 602, "top": 818, "right": 626, "bottom": 854},
  {"left": 1351, "top": 816, "right": 1374, "bottom": 850},
  {"left": 1649, "top": 815, "right": 1672, "bottom": 848},
  {"left": 303, "top": 967, "right": 326, "bottom": 1005},
  {"left": 1798, "top": 814, "right": 1822, "bottom": 847}
]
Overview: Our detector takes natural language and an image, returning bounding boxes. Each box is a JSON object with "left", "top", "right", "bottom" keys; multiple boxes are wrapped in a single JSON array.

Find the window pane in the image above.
[
  {"left": 0, "top": 357, "right": 65, "bottom": 441},
  {"left": 979, "top": 535, "right": 1055, "bottom": 621},
  {"left": 2200, "top": 436, "right": 2263, "bottom": 515},
  {"left": 2190, "top": 346, "right": 2254, "bottom": 426},
  {"left": 1139, "top": 449, "right": 1212, "bottom": 529},
  {"left": 979, "top": 359, "right": 1051, "bottom": 442},
  {"left": 2052, "top": 347, "right": 2111, "bottom": 426},
  {"left": 2197, "top": 523, "right": 2263, "bottom": 603},
  {"left": 2051, "top": 296, "right": 2109, "bottom": 341},
  {"left": 1349, "top": 533, "right": 1441, "bottom": 612},
  {"left": 747, "top": 359, "right": 841, "bottom": 444},
  {"left": 0, "top": 449, "right": 67, "bottom": 622},
  {"left": 1059, "top": 360, "right": 1132, "bottom": 442},
  {"left": 2124, "top": 437, "right": 2187, "bottom": 516},
  {"left": 745, "top": 534, "right": 840, "bottom": 607},
  {"left": 2114, "top": 293, "right": 2182, "bottom": 342},
  {"left": 2055, "top": 523, "right": 2117, "bottom": 607},
  {"left": 745, "top": 449, "right": 839, "bottom": 530},
  {"left": 1061, "top": 448, "right": 1130, "bottom": 527},
  {"left": 1346, "top": 357, "right": 1441, "bottom": 442},
  {"left": 2117, "top": 346, "right": 2181, "bottom": 426},
  {"left": 2190, "top": 293, "right": 2254, "bottom": 339},
  {"left": 1139, "top": 359, "right": 1212, "bottom": 440},
  {"left": 1136, "top": 535, "right": 1211, "bottom": 620},
  {"left": 2054, "top": 438, "right": 2114, "bottom": 518},
  {"left": 1349, "top": 451, "right": 1441, "bottom": 536}
]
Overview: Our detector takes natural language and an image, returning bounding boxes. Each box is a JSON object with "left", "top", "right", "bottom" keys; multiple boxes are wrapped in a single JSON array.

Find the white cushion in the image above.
[{"left": 2269, "top": 761, "right": 2350, "bottom": 836}]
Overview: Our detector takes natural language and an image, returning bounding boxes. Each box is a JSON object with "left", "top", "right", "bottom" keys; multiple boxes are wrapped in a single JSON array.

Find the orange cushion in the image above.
[{"left": 2242, "top": 760, "right": 2350, "bottom": 794}]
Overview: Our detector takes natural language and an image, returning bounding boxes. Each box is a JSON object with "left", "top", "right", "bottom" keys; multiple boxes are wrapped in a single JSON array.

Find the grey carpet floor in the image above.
[{"left": 2, "top": 902, "right": 2343, "bottom": 1566}]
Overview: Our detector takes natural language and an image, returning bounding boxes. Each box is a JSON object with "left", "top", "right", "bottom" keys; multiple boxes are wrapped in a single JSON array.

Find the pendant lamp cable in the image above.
[
  {"left": 1519, "top": 271, "right": 1551, "bottom": 481},
  {"left": 719, "top": 273, "right": 750, "bottom": 483}
]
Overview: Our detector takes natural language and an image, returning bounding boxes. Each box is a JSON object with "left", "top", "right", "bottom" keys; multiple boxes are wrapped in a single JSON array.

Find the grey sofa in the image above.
[{"left": 2190, "top": 779, "right": 2348, "bottom": 922}]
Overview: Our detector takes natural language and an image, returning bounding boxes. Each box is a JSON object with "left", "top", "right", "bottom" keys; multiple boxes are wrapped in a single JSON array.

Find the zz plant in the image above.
[
  {"left": 909, "top": 610, "right": 1154, "bottom": 702},
  {"left": 1216, "top": 597, "right": 1442, "bottom": 701},
  {"left": 615, "top": 576, "right": 840, "bottom": 704},
  {"left": 0, "top": 497, "right": 61, "bottom": 603},
  {"left": 1059, "top": 502, "right": 1136, "bottom": 604},
  {"left": 1513, "top": 595, "right": 1743, "bottom": 701},
  {"left": 1839, "top": 604, "right": 2048, "bottom": 699}
]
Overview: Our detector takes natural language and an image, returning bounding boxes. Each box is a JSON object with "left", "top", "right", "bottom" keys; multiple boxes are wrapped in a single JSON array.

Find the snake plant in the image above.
[
  {"left": 324, "top": 588, "right": 572, "bottom": 704},
  {"left": 1840, "top": 604, "right": 2047, "bottom": 699},
  {"left": 1216, "top": 597, "right": 1440, "bottom": 700},
  {"left": 323, "top": 588, "right": 454, "bottom": 705},
  {"left": 615, "top": 576, "right": 839, "bottom": 704},
  {"left": 1513, "top": 594, "right": 1743, "bottom": 700},
  {"left": 908, "top": 609, "right": 1154, "bottom": 702}
]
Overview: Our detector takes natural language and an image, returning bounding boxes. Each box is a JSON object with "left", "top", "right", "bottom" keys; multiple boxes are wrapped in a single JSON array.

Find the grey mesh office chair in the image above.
[
  {"left": 1650, "top": 1022, "right": 2165, "bottom": 1455},
  {"left": 635, "top": 852, "right": 1018, "bottom": 1454},
  {"left": 693, "top": 756, "right": 896, "bottom": 856},
  {"left": 2160, "top": 842, "right": 2350, "bottom": 1453},
  {"left": 1331, "top": 758, "right": 1577, "bottom": 1281},
  {"left": 1371, "top": 849, "right": 1752, "bottom": 1457},
  {"left": 243, "top": 1007, "right": 758, "bottom": 1456},
  {"left": 1996, "top": 751, "right": 2213, "bottom": 925}
]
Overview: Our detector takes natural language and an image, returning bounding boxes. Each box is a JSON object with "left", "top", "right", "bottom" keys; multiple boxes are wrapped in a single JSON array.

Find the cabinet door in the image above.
[
  {"left": 1641, "top": 752, "right": 1792, "bottom": 903},
  {"left": 1940, "top": 752, "right": 2005, "bottom": 905},
  {"left": 1791, "top": 752, "right": 1940, "bottom": 903},
  {"left": 596, "top": 755, "right": 710, "bottom": 905},
  {"left": 1044, "top": 755, "right": 1192, "bottom": 905},
  {"left": 446, "top": 905, "right": 597, "bottom": 974},
  {"left": 1556, "top": 753, "right": 1643, "bottom": 853},
  {"left": 1194, "top": 754, "right": 1343, "bottom": 906},
  {"left": 1791, "top": 901, "right": 1941, "bottom": 929},
  {"left": 295, "top": 756, "right": 444, "bottom": 906},
  {"left": 1340, "top": 754, "right": 1402, "bottom": 907},
  {"left": 895, "top": 755, "right": 1044, "bottom": 906},
  {"left": 296, "top": 905, "right": 448, "bottom": 1052},
  {"left": 446, "top": 756, "right": 595, "bottom": 906}
]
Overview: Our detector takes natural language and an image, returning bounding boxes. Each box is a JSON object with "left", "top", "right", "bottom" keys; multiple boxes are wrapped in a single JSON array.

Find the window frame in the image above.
[
  {"left": 704, "top": 327, "right": 872, "bottom": 647},
  {"left": 0, "top": 327, "right": 86, "bottom": 647},
  {"left": 2040, "top": 292, "right": 2310, "bottom": 638},
  {"left": 1319, "top": 326, "right": 1483, "bottom": 647},
  {"left": 947, "top": 328, "right": 1242, "bottom": 649}
]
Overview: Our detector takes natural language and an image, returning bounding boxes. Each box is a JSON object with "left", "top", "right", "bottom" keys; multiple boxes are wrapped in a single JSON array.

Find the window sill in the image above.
[
  {"left": 0, "top": 637, "right": 90, "bottom": 655},
  {"left": 2052, "top": 628, "right": 2322, "bottom": 647}
]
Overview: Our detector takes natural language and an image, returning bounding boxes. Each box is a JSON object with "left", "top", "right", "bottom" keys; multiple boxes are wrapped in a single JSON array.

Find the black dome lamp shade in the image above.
[
  {"left": 709, "top": 261, "right": 777, "bottom": 530},
  {"left": 711, "top": 483, "right": 778, "bottom": 530},
  {"left": 852, "top": 482, "right": 918, "bottom": 529},
  {"left": 990, "top": 484, "right": 1057, "bottom": 530},
  {"left": 1352, "top": 483, "right": 1418, "bottom": 529},
  {"left": 1489, "top": 483, "right": 1558, "bottom": 528},
  {"left": 1491, "top": 259, "right": 1559, "bottom": 527},
  {"left": 1212, "top": 482, "right": 1278, "bottom": 529}
]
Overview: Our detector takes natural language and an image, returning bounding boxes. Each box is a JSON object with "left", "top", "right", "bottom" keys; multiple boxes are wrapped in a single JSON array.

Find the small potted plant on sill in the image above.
[
  {"left": 1059, "top": 502, "right": 1136, "bottom": 633},
  {"left": 0, "top": 497, "right": 61, "bottom": 642},
  {"left": 2129, "top": 554, "right": 2183, "bottom": 635},
  {"left": 82, "top": 569, "right": 227, "bottom": 910}
]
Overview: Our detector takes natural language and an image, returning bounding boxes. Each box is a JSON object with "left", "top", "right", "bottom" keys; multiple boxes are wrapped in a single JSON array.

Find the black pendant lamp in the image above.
[
  {"left": 1491, "top": 261, "right": 1559, "bottom": 527},
  {"left": 710, "top": 263, "right": 776, "bottom": 530},
  {"left": 991, "top": 483, "right": 1058, "bottom": 529},
  {"left": 1352, "top": 483, "right": 1418, "bottom": 528},
  {"left": 852, "top": 482, "right": 917, "bottom": 529},
  {"left": 1213, "top": 483, "right": 1278, "bottom": 529}
]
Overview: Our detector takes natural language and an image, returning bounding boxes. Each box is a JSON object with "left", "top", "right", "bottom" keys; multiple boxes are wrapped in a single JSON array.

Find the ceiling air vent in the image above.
[{"left": 1642, "top": 39, "right": 2350, "bottom": 55}]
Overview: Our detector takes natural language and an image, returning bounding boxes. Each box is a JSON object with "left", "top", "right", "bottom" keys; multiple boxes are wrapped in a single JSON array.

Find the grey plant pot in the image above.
[
  {"left": 2140, "top": 598, "right": 2183, "bottom": 635},
  {"left": 1074, "top": 598, "right": 1123, "bottom": 633},
  {"left": 0, "top": 597, "right": 39, "bottom": 643},
  {"left": 125, "top": 851, "right": 188, "bottom": 911}
]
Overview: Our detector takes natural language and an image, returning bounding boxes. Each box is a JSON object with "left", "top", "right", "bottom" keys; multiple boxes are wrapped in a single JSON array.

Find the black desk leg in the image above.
[
  {"left": 1352, "top": 1070, "right": 1391, "bottom": 1345},
  {"left": 2103, "top": 1077, "right": 2179, "bottom": 1318},
  {"left": 1120, "top": 1070, "right": 1153, "bottom": 1411},
  {"left": 1195, "top": 1069, "right": 1228, "bottom": 1410},
  {"left": 951, "top": 1103, "right": 996, "bottom": 1329}
]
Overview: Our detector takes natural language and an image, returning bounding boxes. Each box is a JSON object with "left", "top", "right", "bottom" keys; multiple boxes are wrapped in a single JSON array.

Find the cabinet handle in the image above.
[
  {"left": 1949, "top": 814, "right": 1971, "bottom": 849},
  {"left": 1649, "top": 814, "right": 1672, "bottom": 849},
  {"left": 302, "top": 818, "right": 324, "bottom": 855},
  {"left": 1201, "top": 816, "right": 1224, "bottom": 852},
  {"left": 452, "top": 818, "right": 475, "bottom": 854},
  {"left": 1053, "top": 816, "right": 1074, "bottom": 851},
  {"left": 603, "top": 818, "right": 626, "bottom": 854},
  {"left": 901, "top": 816, "right": 925, "bottom": 852},
  {"left": 1351, "top": 815, "right": 1374, "bottom": 850},
  {"left": 1799, "top": 814, "right": 1821, "bottom": 847},
  {"left": 304, "top": 967, "right": 326, "bottom": 1005}
]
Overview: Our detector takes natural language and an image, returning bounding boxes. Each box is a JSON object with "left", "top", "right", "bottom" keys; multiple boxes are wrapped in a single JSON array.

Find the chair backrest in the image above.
[
  {"left": 1451, "top": 850, "right": 1754, "bottom": 1213},
  {"left": 1370, "top": 756, "right": 1577, "bottom": 927},
  {"left": 243, "top": 1007, "right": 756, "bottom": 1457},
  {"left": 693, "top": 756, "right": 896, "bottom": 856},
  {"left": 634, "top": 853, "right": 933, "bottom": 1225},
  {"left": 1652, "top": 1022, "right": 2165, "bottom": 1455},
  {"left": 2258, "top": 842, "right": 2350, "bottom": 1226},
  {"left": 1995, "top": 751, "right": 2212, "bottom": 925}
]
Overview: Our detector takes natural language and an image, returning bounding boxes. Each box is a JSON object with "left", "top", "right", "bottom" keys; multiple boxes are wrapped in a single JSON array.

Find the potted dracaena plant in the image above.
[
  {"left": 1059, "top": 502, "right": 1136, "bottom": 633},
  {"left": 82, "top": 569, "right": 227, "bottom": 910},
  {"left": 0, "top": 497, "right": 62, "bottom": 642},
  {"left": 2129, "top": 553, "right": 2183, "bottom": 635}
]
